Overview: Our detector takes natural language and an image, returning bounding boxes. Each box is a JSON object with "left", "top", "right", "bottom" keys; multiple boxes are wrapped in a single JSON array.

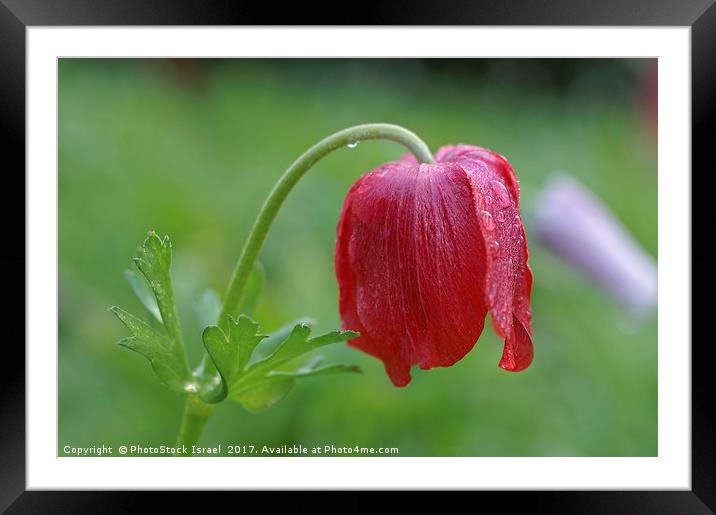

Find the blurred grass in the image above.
[{"left": 59, "top": 59, "right": 657, "bottom": 456}]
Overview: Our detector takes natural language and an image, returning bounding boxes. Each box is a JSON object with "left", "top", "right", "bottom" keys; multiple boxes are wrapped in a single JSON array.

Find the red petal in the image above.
[
  {"left": 444, "top": 145, "right": 534, "bottom": 368},
  {"left": 436, "top": 145, "right": 522, "bottom": 206},
  {"left": 335, "top": 157, "right": 488, "bottom": 386},
  {"left": 498, "top": 314, "right": 534, "bottom": 371}
]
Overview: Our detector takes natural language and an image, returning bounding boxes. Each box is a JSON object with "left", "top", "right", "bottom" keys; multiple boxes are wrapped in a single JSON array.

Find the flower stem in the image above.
[
  {"left": 217, "top": 123, "right": 433, "bottom": 327},
  {"left": 175, "top": 395, "right": 216, "bottom": 455}
]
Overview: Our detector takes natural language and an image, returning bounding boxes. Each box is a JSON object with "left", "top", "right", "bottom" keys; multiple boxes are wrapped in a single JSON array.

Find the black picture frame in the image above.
[{"left": 2, "top": 1, "right": 713, "bottom": 512}]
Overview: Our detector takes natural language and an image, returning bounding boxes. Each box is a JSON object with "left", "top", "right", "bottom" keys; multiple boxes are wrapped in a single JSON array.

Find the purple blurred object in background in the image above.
[{"left": 533, "top": 174, "right": 657, "bottom": 314}]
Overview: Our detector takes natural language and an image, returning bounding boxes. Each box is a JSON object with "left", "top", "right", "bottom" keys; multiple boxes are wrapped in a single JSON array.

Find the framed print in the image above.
[{"left": 2, "top": 0, "right": 714, "bottom": 511}]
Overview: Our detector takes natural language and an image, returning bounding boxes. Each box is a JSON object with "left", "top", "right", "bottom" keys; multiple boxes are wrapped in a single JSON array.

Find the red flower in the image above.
[{"left": 335, "top": 144, "right": 533, "bottom": 386}]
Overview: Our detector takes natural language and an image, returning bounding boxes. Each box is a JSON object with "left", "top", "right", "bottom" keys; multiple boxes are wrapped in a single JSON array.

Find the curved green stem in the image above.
[{"left": 218, "top": 123, "right": 433, "bottom": 326}]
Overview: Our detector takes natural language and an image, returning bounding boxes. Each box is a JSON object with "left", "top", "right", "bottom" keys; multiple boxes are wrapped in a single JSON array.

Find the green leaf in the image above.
[
  {"left": 247, "top": 323, "right": 358, "bottom": 375},
  {"left": 111, "top": 307, "right": 171, "bottom": 356},
  {"left": 227, "top": 319, "right": 360, "bottom": 411},
  {"left": 200, "top": 315, "right": 267, "bottom": 402},
  {"left": 249, "top": 317, "right": 315, "bottom": 365},
  {"left": 111, "top": 232, "right": 191, "bottom": 394},
  {"left": 133, "top": 231, "right": 183, "bottom": 346},
  {"left": 110, "top": 306, "right": 191, "bottom": 392},
  {"left": 197, "top": 313, "right": 360, "bottom": 411},
  {"left": 151, "top": 359, "right": 192, "bottom": 393}
]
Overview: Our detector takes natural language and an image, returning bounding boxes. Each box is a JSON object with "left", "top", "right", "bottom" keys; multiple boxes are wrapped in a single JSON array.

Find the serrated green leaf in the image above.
[
  {"left": 235, "top": 317, "right": 267, "bottom": 371},
  {"left": 133, "top": 232, "right": 183, "bottom": 347},
  {"left": 248, "top": 324, "right": 358, "bottom": 374},
  {"left": 193, "top": 312, "right": 362, "bottom": 410},
  {"left": 195, "top": 261, "right": 265, "bottom": 393},
  {"left": 151, "top": 359, "right": 191, "bottom": 392},
  {"left": 110, "top": 306, "right": 191, "bottom": 392},
  {"left": 124, "top": 269, "right": 162, "bottom": 322},
  {"left": 249, "top": 317, "right": 315, "bottom": 365},
  {"left": 111, "top": 232, "right": 192, "bottom": 395},
  {"left": 228, "top": 320, "right": 359, "bottom": 406},
  {"left": 111, "top": 306, "right": 172, "bottom": 354},
  {"left": 200, "top": 315, "right": 267, "bottom": 403}
]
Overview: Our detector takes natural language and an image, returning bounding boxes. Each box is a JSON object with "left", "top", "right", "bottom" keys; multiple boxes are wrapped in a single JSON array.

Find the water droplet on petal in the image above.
[
  {"left": 483, "top": 195, "right": 493, "bottom": 208},
  {"left": 488, "top": 240, "right": 500, "bottom": 256},
  {"left": 347, "top": 140, "right": 360, "bottom": 149},
  {"left": 512, "top": 223, "right": 520, "bottom": 237},
  {"left": 480, "top": 210, "right": 495, "bottom": 231},
  {"left": 496, "top": 211, "right": 505, "bottom": 222},
  {"left": 490, "top": 180, "right": 511, "bottom": 208},
  {"left": 488, "top": 282, "right": 498, "bottom": 303}
]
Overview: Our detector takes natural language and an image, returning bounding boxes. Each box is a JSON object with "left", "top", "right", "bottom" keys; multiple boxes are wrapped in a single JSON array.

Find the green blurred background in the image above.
[{"left": 59, "top": 58, "right": 657, "bottom": 457}]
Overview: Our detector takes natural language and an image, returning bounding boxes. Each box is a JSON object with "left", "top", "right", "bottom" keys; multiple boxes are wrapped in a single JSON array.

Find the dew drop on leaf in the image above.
[{"left": 184, "top": 382, "right": 198, "bottom": 393}]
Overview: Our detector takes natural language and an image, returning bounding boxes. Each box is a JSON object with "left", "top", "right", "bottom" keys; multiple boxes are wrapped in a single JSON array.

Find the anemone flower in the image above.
[{"left": 335, "top": 145, "right": 533, "bottom": 386}]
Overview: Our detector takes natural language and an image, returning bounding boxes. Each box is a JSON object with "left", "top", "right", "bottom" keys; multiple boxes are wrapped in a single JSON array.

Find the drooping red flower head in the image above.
[{"left": 335, "top": 144, "right": 533, "bottom": 386}]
